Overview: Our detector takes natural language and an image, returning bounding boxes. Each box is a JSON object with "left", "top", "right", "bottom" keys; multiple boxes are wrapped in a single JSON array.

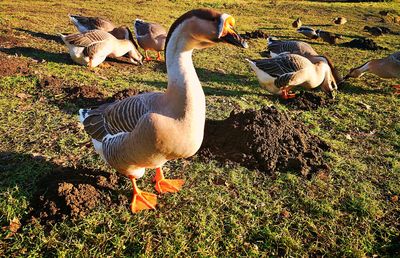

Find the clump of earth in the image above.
[
  {"left": 341, "top": 38, "right": 387, "bottom": 50},
  {"left": 281, "top": 91, "right": 335, "bottom": 110},
  {"left": 198, "top": 106, "right": 330, "bottom": 176}
]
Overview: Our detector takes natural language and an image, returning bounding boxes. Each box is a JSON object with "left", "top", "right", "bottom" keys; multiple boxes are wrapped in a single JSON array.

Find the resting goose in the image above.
[
  {"left": 79, "top": 9, "right": 248, "bottom": 213},
  {"left": 246, "top": 54, "right": 337, "bottom": 99},
  {"left": 297, "top": 26, "right": 319, "bottom": 40},
  {"left": 267, "top": 37, "right": 343, "bottom": 83},
  {"left": 134, "top": 19, "right": 167, "bottom": 61},
  {"left": 316, "top": 29, "right": 342, "bottom": 45},
  {"left": 60, "top": 30, "right": 143, "bottom": 67},
  {"left": 68, "top": 14, "right": 138, "bottom": 45},
  {"left": 333, "top": 17, "right": 347, "bottom": 25},
  {"left": 344, "top": 52, "right": 400, "bottom": 94},
  {"left": 292, "top": 18, "right": 302, "bottom": 29}
]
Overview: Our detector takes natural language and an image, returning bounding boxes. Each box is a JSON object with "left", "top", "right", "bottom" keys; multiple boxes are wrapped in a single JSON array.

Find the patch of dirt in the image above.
[
  {"left": 341, "top": 38, "right": 387, "bottom": 50},
  {"left": 37, "top": 76, "right": 143, "bottom": 108},
  {"left": 241, "top": 30, "right": 268, "bottom": 39},
  {"left": 281, "top": 92, "right": 335, "bottom": 110},
  {"left": 0, "top": 52, "right": 30, "bottom": 76},
  {"left": 0, "top": 33, "right": 21, "bottom": 48},
  {"left": 29, "top": 168, "right": 127, "bottom": 224},
  {"left": 198, "top": 106, "right": 330, "bottom": 177}
]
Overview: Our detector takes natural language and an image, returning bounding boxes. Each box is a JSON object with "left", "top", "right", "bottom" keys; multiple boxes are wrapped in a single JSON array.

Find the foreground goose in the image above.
[
  {"left": 267, "top": 37, "right": 343, "bottom": 83},
  {"left": 60, "top": 30, "right": 143, "bottom": 67},
  {"left": 344, "top": 52, "right": 400, "bottom": 94},
  {"left": 246, "top": 54, "right": 337, "bottom": 99},
  {"left": 79, "top": 9, "right": 248, "bottom": 213},
  {"left": 134, "top": 19, "right": 167, "bottom": 61},
  {"left": 297, "top": 26, "right": 319, "bottom": 40},
  {"left": 69, "top": 14, "right": 136, "bottom": 43}
]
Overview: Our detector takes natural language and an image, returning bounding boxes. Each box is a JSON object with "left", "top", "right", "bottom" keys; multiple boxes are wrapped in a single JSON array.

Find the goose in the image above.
[
  {"left": 134, "top": 19, "right": 167, "bottom": 61},
  {"left": 267, "top": 37, "right": 343, "bottom": 83},
  {"left": 69, "top": 14, "right": 137, "bottom": 44},
  {"left": 316, "top": 29, "right": 342, "bottom": 45},
  {"left": 333, "top": 17, "right": 347, "bottom": 25},
  {"left": 292, "top": 18, "right": 302, "bottom": 29},
  {"left": 344, "top": 52, "right": 400, "bottom": 94},
  {"left": 297, "top": 26, "right": 319, "bottom": 40},
  {"left": 60, "top": 30, "right": 143, "bottom": 67},
  {"left": 246, "top": 53, "right": 337, "bottom": 99},
  {"left": 363, "top": 26, "right": 384, "bottom": 36},
  {"left": 79, "top": 9, "right": 248, "bottom": 213}
]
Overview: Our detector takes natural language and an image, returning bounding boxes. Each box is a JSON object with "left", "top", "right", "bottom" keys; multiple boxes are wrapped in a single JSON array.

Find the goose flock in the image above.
[{"left": 58, "top": 8, "right": 399, "bottom": 213}]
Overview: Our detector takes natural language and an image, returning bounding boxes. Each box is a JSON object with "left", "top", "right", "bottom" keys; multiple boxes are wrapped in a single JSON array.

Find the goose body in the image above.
[
  {"left": 246, "top": 54, "right": 337, "bottom": 98},
  {"left": 60, "top": 30, "right": 143, "bottom": 67},
  {"left": 292, "top": 18, "right": 302, "bottom": 29},
  {"left": 333, "top": 17, "right": 347, "bottom": 25},
  {"left": 267, "top": 37, "right": 318, "bottom": 58},
  {"left": 297, "top": 26, "right": 319, "bottom": 40},
  {"left": 79, "top": 9, "right": 247, "bottom": 212},
  {"left": 316, "top": 29, "right": 342, "bottom": 45},
  {"left": 134, "top": 19, "right": 167, "bottom": 61}
]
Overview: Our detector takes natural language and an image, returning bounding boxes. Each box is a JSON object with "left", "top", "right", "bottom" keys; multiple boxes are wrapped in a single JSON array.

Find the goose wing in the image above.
[
  {"left": 389, "top": 52, "right": 400, "bottom": 63},
  {"left": 69, "top": 15, "right": 115, "bottom": 31},
  {"left": 64, "top": 30, "right": 114, "bottom": 47},
  {"left": 268, "top": 39, "right": 318, "bottom": 56},
  {"left": 253, "top": 54, "right": 310, "bottom": 77},
  {"left": 81, "top": 93, "right": 157, "bottom": 141}
]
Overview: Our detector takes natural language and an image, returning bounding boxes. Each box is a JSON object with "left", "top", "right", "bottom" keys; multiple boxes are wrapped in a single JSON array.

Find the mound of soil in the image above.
[
  {"left": 198, "top": 106, "right": 330, "bottom": 176},
  {"left": 341, "top": 38, "right": 386, "bottom": 50},
  {"left": 30, "top": 168, "right": 127, "bottom": 223},
  {"left": 0, "top": 53, "right": 30, "bottom": 76},
  {"left": 281, "top": 92, "right": 334, "bottom": 110},
  {"left": 241, "top": 30, "right": 268, "bottom": 39}
]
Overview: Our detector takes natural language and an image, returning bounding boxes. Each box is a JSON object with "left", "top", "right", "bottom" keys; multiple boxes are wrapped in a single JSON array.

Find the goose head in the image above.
[
  {"left": 165, "top": 9, "right": 248, "bottom": 52},
  {"left": 344, "top": 66, "right": 364, "bottom": 79}
]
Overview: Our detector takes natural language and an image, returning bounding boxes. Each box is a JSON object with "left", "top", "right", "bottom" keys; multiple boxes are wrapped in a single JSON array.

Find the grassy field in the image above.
[{"left": 1, "top": 0, "right": 400, "bottom": 256}]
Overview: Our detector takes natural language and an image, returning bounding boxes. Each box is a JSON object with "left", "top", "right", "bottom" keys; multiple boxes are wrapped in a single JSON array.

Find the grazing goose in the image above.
[
  {"left": 69, "top": 14, "right": 137, "bottom": 44},
  {"left": 267, "top": 37, "right": 343, "bottom": 83},
  {"left": 60, "top": 30, "right": 143, "bottom": 67},
  {"left": 333, "top": 17, "right": 347, "bottom": 25},
  {"left": 246, "top": 54, "right": 337, "bottom": 99},
  {"left": 316, "top": 29, "right": 342, "bottom": 45},
  {"left": 297, "top": 26, "right": 319, "bottom": 40},
  {"left": 344, "top": 52, "right": 400, "bottom": 94},
  {"left": 79, "top": 9, "right": 248, "bottom": 213},
  {"left": 292, "top": 18, "right": 302, "bottom": 29},
  {"left": 134, "top": 19, "right": 167, "bottom": 61}
]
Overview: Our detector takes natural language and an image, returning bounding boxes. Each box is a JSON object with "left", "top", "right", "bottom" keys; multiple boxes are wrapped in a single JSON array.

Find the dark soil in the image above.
[
  {"left": 29, "top": 167, "right": 127, "bottom": 224},
  {"left": 241, "top": 30, "right": 268, "bottom": 39},
  {"left": 198, "top": 106, "right": 330, "bottom": 177},
  {"left": 37, "top": 75, "right": 142, "bottom": 108},
  {"left": 0, "top": 52, "right": 30, "bottom": 76},
  {"left": 281, "top": 92, "right": 335, "bottom": 110},
  {"left": 340, "top": 38, "right": 387, "bottom": 50}
]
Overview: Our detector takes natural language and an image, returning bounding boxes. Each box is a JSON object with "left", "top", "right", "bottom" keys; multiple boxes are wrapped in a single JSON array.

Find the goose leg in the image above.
[
  {"left": 129, "top": 176, "right": 157, "bottom": 213},
  {"left": 281, "top": 87, "right": 296, "bottom": 99},
  {"left": 153, "top": 167, "right": 184, "bottom": 194},
  {"left": 392, "top": 85, "right": 400, "bottom": 95},
  {"left": 145, "top": 50, "right": 152, "bottom": 61},
  {"left": 156, "top": 51, "right": 162, "bottom": 61}
]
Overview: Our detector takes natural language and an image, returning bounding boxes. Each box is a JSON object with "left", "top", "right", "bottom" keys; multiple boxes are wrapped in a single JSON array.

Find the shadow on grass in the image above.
[
  {"left": 15, "top": 28, "right": 64, "bottom": 44},
  {"left": 0, "top": 151, "right": 126, "bottom": 225},
  {"left": 0, "top": 46, "right": 72, "bottom": 64},
  {"left": 339, "top": 81, "right": 386, "bottom": 95}
]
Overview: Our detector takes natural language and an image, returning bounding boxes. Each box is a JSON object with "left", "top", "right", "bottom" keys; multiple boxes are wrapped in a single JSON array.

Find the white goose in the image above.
[
  {"left": 246, "top": 53, "right": 337, "bottom": 99},
  {"left": 79, "top": 9, "right": 248, "bottom": 213}
]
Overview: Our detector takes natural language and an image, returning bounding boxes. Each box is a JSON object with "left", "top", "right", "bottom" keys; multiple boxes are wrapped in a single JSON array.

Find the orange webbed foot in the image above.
[
  {"left": 129, "top": 176, "right": 157, "bottom": 213},
  {"left": 392, "top": 85, "right": 400, "bottom": 95},
  {"left": 153, "top": 168, "right": 185, "bottom": 194},
  {"left": 281, "top": 88, "right": 296, "bottom": 99},
  {"left": 156, "top": 52, "right": 163, "bottom": 61}
]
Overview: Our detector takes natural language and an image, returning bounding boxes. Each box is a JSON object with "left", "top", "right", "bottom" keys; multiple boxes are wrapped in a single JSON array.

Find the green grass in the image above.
[{"left": 1, "top": 0, "right": 400, "bottom": 256}]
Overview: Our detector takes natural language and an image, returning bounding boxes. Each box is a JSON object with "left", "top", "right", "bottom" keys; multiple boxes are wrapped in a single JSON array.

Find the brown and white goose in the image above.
[
  {"left": 267, "top": 37, "right": 343, "bottom": 83},
  {"left": 344, "top": 52, "right": 400, "bottom": 94},
  {"left": 79, "top": 9, "right": 248, "bottom": 213},
  {"left": 246, "top": 53, "right": 337, "bottom": 99},
  {"left": 69, "top": 14, "right": 137, "bottom": 44},
  {"left": 60, "top": 30, "right": 143, "bottom": 67},
  {"left": 134, "top": 19, "right": 167, "bottom": 61}
]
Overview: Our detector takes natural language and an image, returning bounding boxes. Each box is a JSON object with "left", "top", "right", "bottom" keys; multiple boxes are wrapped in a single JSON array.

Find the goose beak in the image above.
[
  {"left": 343, "top": 74, "right": 350, "bottom": 80},
  {"left": 220, "top": 29, "right": 248, "bottom": 48}
]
